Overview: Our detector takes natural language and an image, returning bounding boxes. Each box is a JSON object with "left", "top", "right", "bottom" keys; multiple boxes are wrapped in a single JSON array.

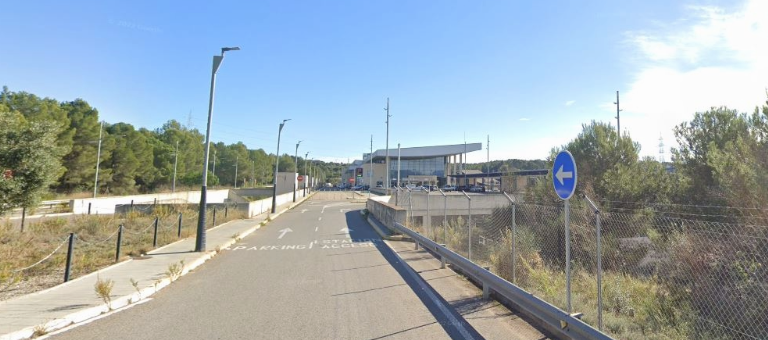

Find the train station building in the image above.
[{"left": 343, "top": 143, "right": 483, "bottom": 188}]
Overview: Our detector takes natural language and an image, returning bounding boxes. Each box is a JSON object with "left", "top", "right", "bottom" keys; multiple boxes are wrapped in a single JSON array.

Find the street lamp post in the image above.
[
  {"left": 234, "top": 156, "right": 239, "bottom": 189},
  {"left": 172, "top": 140, "right": 179, "bottom": 193},
  {"left": 272, "top": 119, "right": 290, "bottom": 213},
  {"left": 309, "top": 158, "right": 315, "bottom": 193},
  {"left": 195, "top": 46, "right": 240, "bottom": 253},
  {"left": 93, "top": 121, "right": 104, "bottom": 198},
  {"left": 293, "top": 141, "right": 302, "bottom": 202},
  {"left": 304, "top": 152, "right": 309, "bottom": 196}
]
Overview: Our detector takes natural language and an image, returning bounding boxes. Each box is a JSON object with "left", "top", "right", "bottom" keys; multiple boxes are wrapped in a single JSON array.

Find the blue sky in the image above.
[{"left": 1, "top": 0, "right": 765, "bottom": 163}]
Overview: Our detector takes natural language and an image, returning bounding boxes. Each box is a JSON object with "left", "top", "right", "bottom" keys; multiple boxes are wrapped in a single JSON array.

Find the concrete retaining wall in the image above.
[
  {"left": 113, "top": 189, "right": 309, "bottom": 217},
  {"left": 71, "top": 190, "right": 231, "bottom": 215},
  {"left": 366, "top": 198, "right": 407, "bottom": 232}
]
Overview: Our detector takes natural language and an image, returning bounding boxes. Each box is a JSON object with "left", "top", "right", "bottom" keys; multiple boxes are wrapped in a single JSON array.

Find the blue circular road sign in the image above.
[{"left": 552, "top": 151, "right": 577, "bottom": 200}]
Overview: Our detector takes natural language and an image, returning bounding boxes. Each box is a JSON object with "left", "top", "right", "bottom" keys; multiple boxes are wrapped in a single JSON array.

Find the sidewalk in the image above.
[{"left": 0, "top": 195, "right": 312, "bottom": 340}]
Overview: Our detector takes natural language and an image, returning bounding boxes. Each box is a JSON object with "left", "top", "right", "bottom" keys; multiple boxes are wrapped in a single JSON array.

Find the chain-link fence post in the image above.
[
  {"left": 425, "top": 188, "right": 431, "bottom": 239},
  {"left": 408, "top": 189, "right": 413, "bottom": 227},
  {"left": 440, "top": 189, "right": 447, "bottom": 245},
  {"left": 503, "top": 192, "right": 516, "bottom": 284},
  {"left": 583, "top": 194, "right": 603, "bottom": 331},
  {"left": 461, "top": 190, "right": 472, "bottom": 261}
]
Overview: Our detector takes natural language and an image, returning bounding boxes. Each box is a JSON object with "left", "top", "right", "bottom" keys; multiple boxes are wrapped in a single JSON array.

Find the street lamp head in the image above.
[
  {"left": 221, "top": 47, "right": 241, "bottom": 54},
  {"left": 279, "top": 119, "right": 290, "bottom": 131}
]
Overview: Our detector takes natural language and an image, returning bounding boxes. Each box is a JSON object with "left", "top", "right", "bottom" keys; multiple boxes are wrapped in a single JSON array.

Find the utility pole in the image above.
[
  {"left": 369, "top": 135, "right": 373, "bottom": 197},
  {"left": 304, "top": 152, "right": 309, "bottom": 196},
  {"left": 172, "top": 140, "right": 179, "bottom": 193},
  {"left": 252, "top": 160, "right": 255, "bottom": 187},
  {"left": 93, "top": 121, "right": 104, "bottom": 198},
  {"left": 397, "top": 143, "right": 401, "bottom": 188},
  {"left": 293, "top": 141, "right": 301, "bottom": 202},
  {"left": 486, "top": 135, "right": 490, "bottom": 189},
  {"left": 385, "top": 98, "right": 391, "bottom": 191},
  {"left": 463, "top": 133, "right": 467, "bottom": 187},
  {"left": 614, "top": 91, "right": 621, "bottom": 138},
  {"left": 234, "top": 156, "right": 239, "bottom": 189}
]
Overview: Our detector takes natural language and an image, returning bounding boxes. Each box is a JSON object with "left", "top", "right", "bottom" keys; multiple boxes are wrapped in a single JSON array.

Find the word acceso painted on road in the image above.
[{"left": 222, "top": 239, "right": 383, "bottom": 251}]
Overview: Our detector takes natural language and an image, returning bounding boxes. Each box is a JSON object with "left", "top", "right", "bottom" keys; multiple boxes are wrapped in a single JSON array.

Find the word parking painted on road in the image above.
[{"left": 222, "top": 239, "right": 383, "bottom": 252}]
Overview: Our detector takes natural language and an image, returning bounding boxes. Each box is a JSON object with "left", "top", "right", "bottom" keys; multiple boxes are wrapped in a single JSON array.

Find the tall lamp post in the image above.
[
  {"left": 293, "top": 141, "right": 302, "bottom": 202},
  {"left": 304, "top": 152, "right": 309, "bottom": 196},
  {"left": 172, "top": 140, "right": 179, "bottom": 193},
  {"left": 234, "top": 156, "right": 239, "bottom": 189},
  {"left": 272, "top": 119, "right": 290, "bottom": 213},
  {"left": 195, "top": 46, "right": 240, "bottom": 253},
  {"left": 93, "top": 121, "right": 104, "bottom": 198}
]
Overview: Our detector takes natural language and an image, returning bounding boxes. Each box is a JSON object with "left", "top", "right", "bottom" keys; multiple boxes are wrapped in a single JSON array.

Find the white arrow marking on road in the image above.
[
  {"left": 278, "top": 228, "right": 293, "bottom": 239},
  {"left": 555, "top": 165, "right": 573, "bottom": 185},
  {"left": 301, "top": 209, "right": 308, "bottom": 214},
  {"left": 340, "top": 228, "right": 353, "bottom": 233}
]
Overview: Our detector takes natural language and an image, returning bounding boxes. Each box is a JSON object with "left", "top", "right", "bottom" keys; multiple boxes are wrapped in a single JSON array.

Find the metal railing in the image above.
[
  {"left": 391, "top": 221, "right": 612, "bottom": 340},
  {"left": 395, "top": 190, "right": 768, "bottom": 340}
]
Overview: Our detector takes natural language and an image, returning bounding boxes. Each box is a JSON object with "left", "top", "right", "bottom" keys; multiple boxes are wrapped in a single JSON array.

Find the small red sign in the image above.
[
  {"left": 297, "top": 175, "right": 304, "bottom": 181},
  {"left": 348, "top": 178, "right": 355, "bottom": 183}
]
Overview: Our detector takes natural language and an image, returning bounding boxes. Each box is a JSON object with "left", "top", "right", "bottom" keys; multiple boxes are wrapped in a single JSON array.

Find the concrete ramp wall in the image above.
[{"left": 71, "top": 190, "right": 231, "bottom": 215}]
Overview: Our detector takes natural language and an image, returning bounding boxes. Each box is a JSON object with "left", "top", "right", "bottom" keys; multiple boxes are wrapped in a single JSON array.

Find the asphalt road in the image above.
[{"left": 47, "top": 194, "right": 481, "bottom": 340}]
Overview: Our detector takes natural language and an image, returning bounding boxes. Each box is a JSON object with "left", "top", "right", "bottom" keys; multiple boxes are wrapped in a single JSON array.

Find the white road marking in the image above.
[
  {"left": 318, "top": 217, "right": 322, "bottom": 221},
  {"left": 315, "top": 227, "right": 319, "bottom": 232},
  {"left": 301, "top": 209, "right": 308, "bottom": 214},
  {"left": 340, "top": 227, "right": 353, "bottom": 233},
  {"left": 278, "top": 228, "right": 293, "bottom": 239}
]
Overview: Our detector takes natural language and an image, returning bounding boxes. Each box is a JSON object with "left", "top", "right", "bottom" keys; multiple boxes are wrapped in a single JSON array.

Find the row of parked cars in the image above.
[
  {"left": 397, "top": 184, "right": 487, "bottom": 192},
  {"left": 442, "top": 185, "right": 485, "bottom": 192}
]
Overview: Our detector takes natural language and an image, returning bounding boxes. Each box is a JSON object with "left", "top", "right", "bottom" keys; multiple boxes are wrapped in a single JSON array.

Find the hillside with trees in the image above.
[{"left": 0, "top": 86, "right": 341, "bottom": 212}]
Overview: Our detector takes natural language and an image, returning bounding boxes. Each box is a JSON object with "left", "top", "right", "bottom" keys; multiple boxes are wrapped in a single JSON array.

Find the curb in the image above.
[{"left": 0, "top": 193, "right": 314, "bottom": 340}]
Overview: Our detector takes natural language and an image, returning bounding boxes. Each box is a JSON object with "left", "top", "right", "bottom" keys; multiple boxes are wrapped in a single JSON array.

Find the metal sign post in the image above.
[{"left": 553, "top": 150, "right": 577, "bottom": 314}]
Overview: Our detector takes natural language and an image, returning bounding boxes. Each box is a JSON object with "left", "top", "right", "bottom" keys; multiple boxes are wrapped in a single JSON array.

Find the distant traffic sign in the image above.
[
  {"left": 552, "top": 151, "right": 577, "bottom": 200},
  {"left": 297, "top": 175, "right": 304, "bottom": 182},
  {"left": 348, "top": 178, "right": 355, "bottom": 183}
]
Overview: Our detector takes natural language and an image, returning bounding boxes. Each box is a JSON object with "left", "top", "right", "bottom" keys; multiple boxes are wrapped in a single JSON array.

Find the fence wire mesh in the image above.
[{"left": 397, "top": 192, "right": 768, "bottom": 340}]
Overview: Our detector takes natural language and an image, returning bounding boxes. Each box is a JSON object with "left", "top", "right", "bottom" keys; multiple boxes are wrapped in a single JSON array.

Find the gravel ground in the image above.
[{"left": 0, "top": 270, "right": 65, "bottom": 301}]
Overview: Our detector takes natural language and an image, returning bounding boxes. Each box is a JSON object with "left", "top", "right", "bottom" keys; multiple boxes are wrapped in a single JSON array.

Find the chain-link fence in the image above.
[{"left": 397, "top": 191, "right": 768, "bottom": 340}]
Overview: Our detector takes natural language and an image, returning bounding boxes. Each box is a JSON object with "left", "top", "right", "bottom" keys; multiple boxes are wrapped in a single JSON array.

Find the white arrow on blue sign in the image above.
[{"left": 552, "top": 151, "right": 577, "bottom": 200}]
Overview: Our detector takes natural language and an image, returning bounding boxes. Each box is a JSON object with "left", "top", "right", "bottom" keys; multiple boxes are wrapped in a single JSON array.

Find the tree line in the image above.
[
  {"left": 0, "top": 86, "right": 345, "bottom": 213},
  {"left": 527, "top": 95, "right": 768, "bottom": 221}
]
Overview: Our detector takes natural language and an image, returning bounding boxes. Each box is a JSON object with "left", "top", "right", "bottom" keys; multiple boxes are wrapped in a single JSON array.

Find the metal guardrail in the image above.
[{"left": 391, "top": 222, "right": 614, "bottom": 340}]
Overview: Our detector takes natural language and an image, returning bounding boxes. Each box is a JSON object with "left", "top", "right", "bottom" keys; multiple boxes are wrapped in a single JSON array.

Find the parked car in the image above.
[
  {"left": 469, "top": 185, "right": 484, "bottom": 192},
  {"left": 442, "top": 185, "right": 457, "bottom": 192}
]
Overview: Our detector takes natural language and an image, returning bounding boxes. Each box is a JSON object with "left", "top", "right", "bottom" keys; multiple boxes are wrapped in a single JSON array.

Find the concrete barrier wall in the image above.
[
  {"left": 247, "top": 189, "right": 308, "bottom": 217},
  {"left": 71, "top": 190, "right": 231, "bottom": 215},
  {"left": 366, "top": 198, "right": 407, "bottom": 231},
  {"left": 112, "top": 189, "right": 309, "bottom": 217},
  {"left": 392, "top": 192, "right": 513, "bottom": 227}
]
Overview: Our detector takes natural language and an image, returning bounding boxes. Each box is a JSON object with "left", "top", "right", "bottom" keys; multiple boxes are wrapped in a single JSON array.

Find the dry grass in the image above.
[{"left": 0, "top": 205, "right": 247, "bottom": 301}]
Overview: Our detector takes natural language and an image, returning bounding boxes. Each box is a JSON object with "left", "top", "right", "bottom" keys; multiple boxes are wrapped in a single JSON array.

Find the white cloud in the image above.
[
  {"left": 519, "top": 117, "right": 530, "bottom": 121},
  {"left": 565, "top": 100, "right": 575, "bottom": 106},
  {"left": 621, "top": 0, "right": 768, "bottom": 158}
]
